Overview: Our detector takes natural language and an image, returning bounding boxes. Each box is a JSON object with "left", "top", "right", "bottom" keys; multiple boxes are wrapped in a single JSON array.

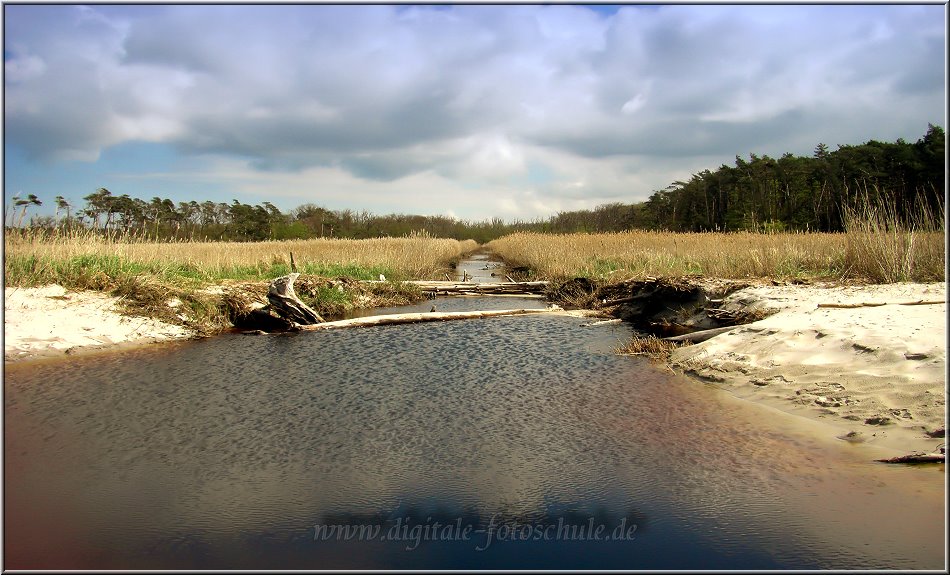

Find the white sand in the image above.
[
  {"left": 3, "top": 284, "right": 192, "bottom": 361},
  {"left": 673, "top": 281, "right": 947, "bottom": 454}
]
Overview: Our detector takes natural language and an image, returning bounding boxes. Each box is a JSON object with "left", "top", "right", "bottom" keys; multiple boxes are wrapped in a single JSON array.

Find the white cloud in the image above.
[
  {"left": 621, "top": 93, "right": 648, "bottom": 116},
  {"left": 3, "top": 4, "right": 945, "bottom": 220},
  {"left": 3, "top": 52, "right": 46, "bottom": 84}
]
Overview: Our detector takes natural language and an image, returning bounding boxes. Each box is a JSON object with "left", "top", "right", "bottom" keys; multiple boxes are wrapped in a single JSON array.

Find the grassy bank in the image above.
[
  {"left": 6, "top": 229, "right": 480, "bottom": 285},
  {"left": 4, "top": 229, "right": 480, "bottom": 334}
]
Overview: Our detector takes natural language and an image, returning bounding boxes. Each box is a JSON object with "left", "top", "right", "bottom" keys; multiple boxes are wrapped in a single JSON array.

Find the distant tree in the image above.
[
  {"left": 54, "top": 196, "right": 72, "bottom": 226},
  {"left": 228, "top": 200, "right": 271, "bottom": 240},
  {"left": 8, "top": 193, "right": 21, "bottom": 227},
  {"left": 82, "top": 188, "right": 114, "bottom": 229},
  {"left": 112, "top": 194, "right": 142, "bottom": 232},
  {"left": 31, "top": 215, "right": 56, "bottom": 229},
  {"left": 198, "top": 201, "right": 218, "bottom": 226},
  {"left": 15, "top": 194, "right": 42, "bottom": 227},
  {"left": 293, "top": 203, "right": 340, "bottom": 237}
]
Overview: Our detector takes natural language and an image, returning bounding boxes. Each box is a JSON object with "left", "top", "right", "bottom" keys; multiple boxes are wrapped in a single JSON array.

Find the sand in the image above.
[
  {"left": 3, "top": 284, "right": 192, "bottom": 362},
  {"left": 672, "top": 281, "right": 947, "bottom": 455}
]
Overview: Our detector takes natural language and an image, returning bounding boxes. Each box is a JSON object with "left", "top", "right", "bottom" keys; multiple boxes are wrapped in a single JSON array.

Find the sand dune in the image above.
[
  {"left": 3, "top": 285, "right": 191, "bottom": 361},
  {"left": 673, "top": 282, "right": 946, "bottom": 454}
]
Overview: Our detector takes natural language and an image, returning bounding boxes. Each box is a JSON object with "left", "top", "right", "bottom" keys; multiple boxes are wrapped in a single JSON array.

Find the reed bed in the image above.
[
  {"left": 488, "top": 226, "right": 944, "bottom": 283},
  {"left": 5, "top": 228, "right": 480, "bottom": 288},
  {"left": 4, "top": 230, "right": 479, "bottom": 334},
  {"left": 842, "top": 201, "right": 945, "bottom": 283}
]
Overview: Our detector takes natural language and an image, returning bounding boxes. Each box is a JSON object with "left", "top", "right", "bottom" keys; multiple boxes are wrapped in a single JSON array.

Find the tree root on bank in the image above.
[{"left": 267, "top": 273, "right": 324, "bottom": 324}]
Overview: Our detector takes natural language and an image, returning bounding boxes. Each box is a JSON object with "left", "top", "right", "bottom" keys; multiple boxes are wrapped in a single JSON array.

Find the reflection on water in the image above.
[
  {"left": 344, "top": 295, "right": 547, "bottom": 319},
  {"left": 454, "top": 251, "right": 504, "bottom": 283},
  {"left": 4, "top": 312, "right": 945, "bottom": 569}
]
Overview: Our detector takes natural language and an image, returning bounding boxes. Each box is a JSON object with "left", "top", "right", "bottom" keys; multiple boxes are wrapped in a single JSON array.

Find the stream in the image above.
[{"left": 3, "top": 252, "right": 945, "bottom": 569}]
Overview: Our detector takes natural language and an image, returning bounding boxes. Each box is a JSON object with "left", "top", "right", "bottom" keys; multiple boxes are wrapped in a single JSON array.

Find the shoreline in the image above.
[
  {"left": 3, "top": 284, "right": 195, "bottom": 363},
  {"left": 4, "top": 280, "right": 947, "bottom": 458},
  {"left": 670, "top": 281, "right": 946, "bottom": 456}
]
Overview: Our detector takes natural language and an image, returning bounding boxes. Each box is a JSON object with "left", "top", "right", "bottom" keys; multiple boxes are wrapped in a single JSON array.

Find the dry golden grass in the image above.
[
  {"left": 5, "top": 228, "right": 481, "bottom": 285},
  {"left": 842, "top": 202, "right": 946, "bottom": 283},
  {"left": 616, "top": 335, "right": 683, "bottom": 362},
  {"left": 4, "top": 229, "right": 480, "bottom": 334},
  {"left": 488, "top": 227, "right": 944, "bottom": 283}
]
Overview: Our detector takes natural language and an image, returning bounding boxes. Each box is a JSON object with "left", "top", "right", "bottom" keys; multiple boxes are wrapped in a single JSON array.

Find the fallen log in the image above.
[
  {"left": 581, "top": 318, "right": 623, "bottom": 327},
  {"left": 268, "top": 273, "right": 324, "bottom": 324},
  {"left": 405, "top": 280, "right": 548, "bottom": 289},
  {"left": 876, "top": 452, "right": 945, "bottom": 464},
  {"left": 817, "top": 300, "right": 945, "bottom": 309},
  {"left": 454, "top": 293, "right": 546, "bottom": 299},
  {"left": 663, "top": 325, "right": 738, "bottom": 343},
  {"left": 296, "top": 308, "right": 555, "bottom": 331},
  {"left": 405, "top": 280, "right": 550, "bottom": 297}
]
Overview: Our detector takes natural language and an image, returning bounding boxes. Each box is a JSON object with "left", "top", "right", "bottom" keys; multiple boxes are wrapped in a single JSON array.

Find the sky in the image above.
[{"left": 2, "top": 3, "right": 946, "bottom": 223}]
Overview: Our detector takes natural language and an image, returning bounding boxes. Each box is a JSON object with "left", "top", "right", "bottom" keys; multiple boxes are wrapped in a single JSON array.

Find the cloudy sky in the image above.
[{"left": 3, "top": 4, "right": 946, "bottom": 222}]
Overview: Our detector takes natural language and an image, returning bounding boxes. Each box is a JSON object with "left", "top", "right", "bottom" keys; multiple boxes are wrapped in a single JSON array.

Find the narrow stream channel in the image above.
[{"left": 3, "top": 252, "right": 944, "bottom": 569}]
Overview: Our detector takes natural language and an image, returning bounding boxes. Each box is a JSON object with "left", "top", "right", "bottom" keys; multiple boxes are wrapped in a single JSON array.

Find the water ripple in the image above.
[{"left": 4, "top": 313, "right": 944, "bottom": 569}]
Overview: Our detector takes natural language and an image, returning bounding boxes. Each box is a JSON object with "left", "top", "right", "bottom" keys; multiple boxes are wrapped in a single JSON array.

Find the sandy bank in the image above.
[
  {"left": 3, "top": 285, "right": 193, "bottom": 362},
  {"left": 672, "top": 281, "right": 946, "bottom": 455}
]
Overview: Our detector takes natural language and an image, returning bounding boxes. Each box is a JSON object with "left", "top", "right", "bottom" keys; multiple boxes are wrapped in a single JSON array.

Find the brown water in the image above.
[{"left": 3, "top": 303, "right": 944, "bottom": 569}]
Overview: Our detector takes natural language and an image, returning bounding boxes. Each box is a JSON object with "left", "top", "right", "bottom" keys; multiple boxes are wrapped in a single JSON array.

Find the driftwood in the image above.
[
  {"left": 395, "top": 280, "right": 549, "bottom": 297},
  {"left": 268, "top": 273, "right": 324, "bottom": 324},
  {"left": 818, "top": 300, "right": 945, "bottom": 309},
  {"left": 663, "top": 325, "right": 738, "bottom": 343},
  {"left": 705, "top": 307, "right": 745, "bottom": 322},
  {"left": 876, "top": 452, "right": 945, "bottom": 464},
  {"left": 581, "top": 318, "right": 623, "bottom": 327},
  {"left": 452, "top": 293, "right": 546, "bottom": 299},
  {"left": 296, "top": 308, "right": 554, "bottom": 331}
]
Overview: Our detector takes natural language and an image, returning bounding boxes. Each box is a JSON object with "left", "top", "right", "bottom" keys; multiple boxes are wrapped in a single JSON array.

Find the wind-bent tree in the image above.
[
  {"left": 51, "top": 125, "right": 939, "bottom": 241},
  {"left": 15, "top": 194, "right": 42, "bottom": 227},
  {"left": 54, "top": 196, "right": 72, "bottom": 226},
  {"left": 82, "top": 188, "right": 114, "bottom": 229},
  {"left": 8, "top": 193, "right": 21, "bottom": 227}
]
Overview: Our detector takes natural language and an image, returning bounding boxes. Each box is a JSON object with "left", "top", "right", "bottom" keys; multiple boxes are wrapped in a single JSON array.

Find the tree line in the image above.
[
  {"left": 635, "top": 124, "right": 945, "bottom": 232},
  {"left": 6, "top": 124, "right": 944, "bottom": 241}
]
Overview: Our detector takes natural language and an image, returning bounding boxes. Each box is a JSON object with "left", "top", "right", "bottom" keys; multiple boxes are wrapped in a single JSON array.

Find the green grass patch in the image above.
[
  {"left": 4, "top": 253, "right": 420, "bottom": 335},
  {"left": 4, "top": 253, "right": 401, "bottom": 288}
]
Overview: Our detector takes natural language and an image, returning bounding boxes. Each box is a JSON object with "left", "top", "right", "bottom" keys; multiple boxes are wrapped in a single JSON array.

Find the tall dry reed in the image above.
[
  {"left": 489, "top": 215, "right": 944, "bottom": 284},
  {"left": 488, "top": 230, "right": 848, "bottom": 280},
  {"left": 5, "top": 227, "right": 480, "bottom": 287},
  {"left": 841, "top": 200, "right": 945, "bottom": 283}
]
